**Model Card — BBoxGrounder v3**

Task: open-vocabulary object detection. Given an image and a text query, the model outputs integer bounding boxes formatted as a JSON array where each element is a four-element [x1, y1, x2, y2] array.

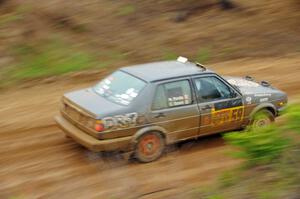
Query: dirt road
[[1, 55, 299, 198]]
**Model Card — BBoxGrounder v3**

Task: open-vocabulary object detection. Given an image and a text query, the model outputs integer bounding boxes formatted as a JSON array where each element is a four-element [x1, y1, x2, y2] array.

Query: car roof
[[120, 60, 214, 82]]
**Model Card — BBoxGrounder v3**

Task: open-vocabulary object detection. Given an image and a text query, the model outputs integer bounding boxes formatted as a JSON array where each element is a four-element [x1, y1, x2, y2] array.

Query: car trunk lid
[[63, 88, 124, 118]]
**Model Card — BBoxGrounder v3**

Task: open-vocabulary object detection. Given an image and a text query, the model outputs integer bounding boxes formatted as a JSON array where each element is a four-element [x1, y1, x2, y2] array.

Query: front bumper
[[277, 106, 287, 116], [55, 115, 132, 152]]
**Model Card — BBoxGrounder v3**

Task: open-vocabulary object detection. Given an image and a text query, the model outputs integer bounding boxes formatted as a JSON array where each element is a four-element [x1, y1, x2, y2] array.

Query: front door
[[148, 79, 200, 143], [192, 75, 244, 135]]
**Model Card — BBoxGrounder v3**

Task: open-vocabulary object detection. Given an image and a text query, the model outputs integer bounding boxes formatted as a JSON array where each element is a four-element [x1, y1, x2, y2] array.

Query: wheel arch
[[131, 126, 168, 146], [249, 103, 277, 120]]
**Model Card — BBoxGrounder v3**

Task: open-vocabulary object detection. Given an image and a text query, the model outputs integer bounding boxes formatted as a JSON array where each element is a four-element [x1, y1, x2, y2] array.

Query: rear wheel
[[135, 132, 165, 163], [251, 109, 275, 129]]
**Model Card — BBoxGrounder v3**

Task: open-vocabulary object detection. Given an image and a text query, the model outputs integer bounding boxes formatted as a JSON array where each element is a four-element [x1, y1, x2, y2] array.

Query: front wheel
[[134, 132, 165, 163], [251, 109, 275, 129]]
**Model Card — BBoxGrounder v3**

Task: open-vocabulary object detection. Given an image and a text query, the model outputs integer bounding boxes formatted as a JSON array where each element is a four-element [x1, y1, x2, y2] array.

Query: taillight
[[94, 121, 105, 132]]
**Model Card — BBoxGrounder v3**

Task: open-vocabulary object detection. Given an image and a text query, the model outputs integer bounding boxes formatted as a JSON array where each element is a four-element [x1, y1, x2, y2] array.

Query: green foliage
[[195, 47, 211, 64], [8, 40, 97, 80], [0, 4, 31, 27], [0, 36, 128, 86], [8, 196, 24, 199], [0, 13, 22, 27], [197, 105, 300, 199], [118, 4, 136, 16], [224, 125, 290, 167], [218, 170, 240, 188], [285, 104, 300, 133], [162, 50, 178, 60], [220, 47, 238, 59], [71, 23, 88, 33], [207, 195, 224, 199], [258, 191, 277, 199]]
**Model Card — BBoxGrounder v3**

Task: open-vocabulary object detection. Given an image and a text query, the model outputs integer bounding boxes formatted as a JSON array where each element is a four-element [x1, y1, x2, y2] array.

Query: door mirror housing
[[230, 89, 238, 98]]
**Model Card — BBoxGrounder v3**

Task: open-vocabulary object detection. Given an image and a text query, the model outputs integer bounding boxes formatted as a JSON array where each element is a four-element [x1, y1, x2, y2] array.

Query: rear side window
[[193, 76, 234, 102], [152, 80, 192, 110]]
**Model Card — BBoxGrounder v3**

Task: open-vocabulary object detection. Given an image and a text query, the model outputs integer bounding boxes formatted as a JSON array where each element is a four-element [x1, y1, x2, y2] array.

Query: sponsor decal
[[254, 93, 272, 97], [104, 79, 111, 85], [211, 106, 244, 125], [260, 97, 269, 102], [202, 115, 211, 126], [245, 96, 252, 104], [102, 112, 138, 130], [201, 106, 244, 126], [168, 95, 190, 107]]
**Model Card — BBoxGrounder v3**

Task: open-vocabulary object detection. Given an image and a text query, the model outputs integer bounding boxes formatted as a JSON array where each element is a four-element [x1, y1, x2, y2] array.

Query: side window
[[194, 76, 235, 102], [152, 80, 192, 110], [152, 85, 167, 110]]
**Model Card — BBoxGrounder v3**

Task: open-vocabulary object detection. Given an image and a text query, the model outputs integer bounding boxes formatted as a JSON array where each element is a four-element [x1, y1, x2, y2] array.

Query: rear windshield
[[93, 71, 146, 106]]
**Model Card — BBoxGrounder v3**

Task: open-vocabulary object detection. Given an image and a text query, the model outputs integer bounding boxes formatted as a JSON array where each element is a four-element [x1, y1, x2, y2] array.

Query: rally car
[[55, 56, 288, 162]]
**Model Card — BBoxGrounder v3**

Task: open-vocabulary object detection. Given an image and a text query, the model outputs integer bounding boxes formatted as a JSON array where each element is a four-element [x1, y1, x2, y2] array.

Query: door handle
[[154, 112, 166, 118], [201, 104, 212, 111]]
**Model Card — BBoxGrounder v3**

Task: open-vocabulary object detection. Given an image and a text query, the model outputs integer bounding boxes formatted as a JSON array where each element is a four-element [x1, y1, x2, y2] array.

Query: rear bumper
[[54, 115, 132, 152]]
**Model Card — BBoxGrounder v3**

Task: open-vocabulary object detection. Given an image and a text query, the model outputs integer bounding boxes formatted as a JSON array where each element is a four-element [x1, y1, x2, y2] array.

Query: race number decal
[[211, 106, 244, 125], [103, 112, 138, 130]]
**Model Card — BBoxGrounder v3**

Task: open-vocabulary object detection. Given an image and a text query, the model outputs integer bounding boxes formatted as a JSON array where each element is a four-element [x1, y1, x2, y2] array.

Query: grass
[[224, 125, 291, 167], [0, 38, 128, 87], [195, 47, 211, 64], [0, 13, 23, 27], [71, 23, 89, 33], [0, 4, 31, 27], [217, 170, 241, 188], [0, 35, 129, 87], [219, 47, 239, 60], [194, 104, 300, 199], [162, 50, 178, 60], [117, 4, 136, 16], [0, 14, 21, 26], [8, 195, 25, 199], [296, 43, 300, 52], [9, 41, 97, 80]]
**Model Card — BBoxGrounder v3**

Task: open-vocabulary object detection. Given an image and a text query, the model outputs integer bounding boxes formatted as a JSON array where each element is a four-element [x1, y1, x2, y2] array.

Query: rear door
[[148, 78, 200, 143], [192, 75, 244, 135]]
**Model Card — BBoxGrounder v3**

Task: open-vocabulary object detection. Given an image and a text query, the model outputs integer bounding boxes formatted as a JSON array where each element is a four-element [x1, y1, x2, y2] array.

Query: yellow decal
[[211, 106, 244, 125]]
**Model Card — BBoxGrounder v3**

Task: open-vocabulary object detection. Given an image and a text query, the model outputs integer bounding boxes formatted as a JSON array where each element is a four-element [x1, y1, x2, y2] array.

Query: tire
[[251, 109, 275, 129], [134, 132, 165, 163]]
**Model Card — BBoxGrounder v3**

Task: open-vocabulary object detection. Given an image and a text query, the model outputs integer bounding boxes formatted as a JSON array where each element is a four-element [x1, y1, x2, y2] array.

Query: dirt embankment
[[0, 55, 299, 198], [0, 0, 300, 80]]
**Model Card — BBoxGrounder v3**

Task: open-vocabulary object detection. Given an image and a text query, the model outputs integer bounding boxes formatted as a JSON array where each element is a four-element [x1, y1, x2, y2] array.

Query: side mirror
[[230, 90, 237, 98]]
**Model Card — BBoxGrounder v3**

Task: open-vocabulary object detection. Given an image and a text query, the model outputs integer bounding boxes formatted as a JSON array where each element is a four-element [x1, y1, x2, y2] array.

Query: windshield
[[93, 71, 146, 106]]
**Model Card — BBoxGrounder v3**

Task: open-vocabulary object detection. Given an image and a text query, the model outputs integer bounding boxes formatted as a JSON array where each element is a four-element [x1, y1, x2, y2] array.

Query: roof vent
[[245, 76, 254, 81], [195, 62, 206, 71], [261, 80, 270, 87], [177, 56, 188, 63]]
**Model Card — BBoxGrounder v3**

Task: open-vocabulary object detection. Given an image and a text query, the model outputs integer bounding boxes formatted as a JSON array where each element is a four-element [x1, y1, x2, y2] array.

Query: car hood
[[224, 76, 278, 94], [224, 76, 286, 103], [64, 88, 126, 118]]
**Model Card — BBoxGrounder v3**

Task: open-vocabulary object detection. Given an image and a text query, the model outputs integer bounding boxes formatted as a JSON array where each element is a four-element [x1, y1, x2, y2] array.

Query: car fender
[[249, 102, 277, 119], [131, 125, 169, 146]]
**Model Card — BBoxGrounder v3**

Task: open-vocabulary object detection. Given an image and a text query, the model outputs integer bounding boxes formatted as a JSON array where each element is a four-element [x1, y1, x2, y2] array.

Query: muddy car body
[[55, 57, 288, 162]]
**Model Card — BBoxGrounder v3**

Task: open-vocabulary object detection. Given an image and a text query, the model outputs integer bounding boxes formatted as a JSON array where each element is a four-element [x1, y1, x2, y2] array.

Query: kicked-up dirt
[[0, 54, 300, 198]]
